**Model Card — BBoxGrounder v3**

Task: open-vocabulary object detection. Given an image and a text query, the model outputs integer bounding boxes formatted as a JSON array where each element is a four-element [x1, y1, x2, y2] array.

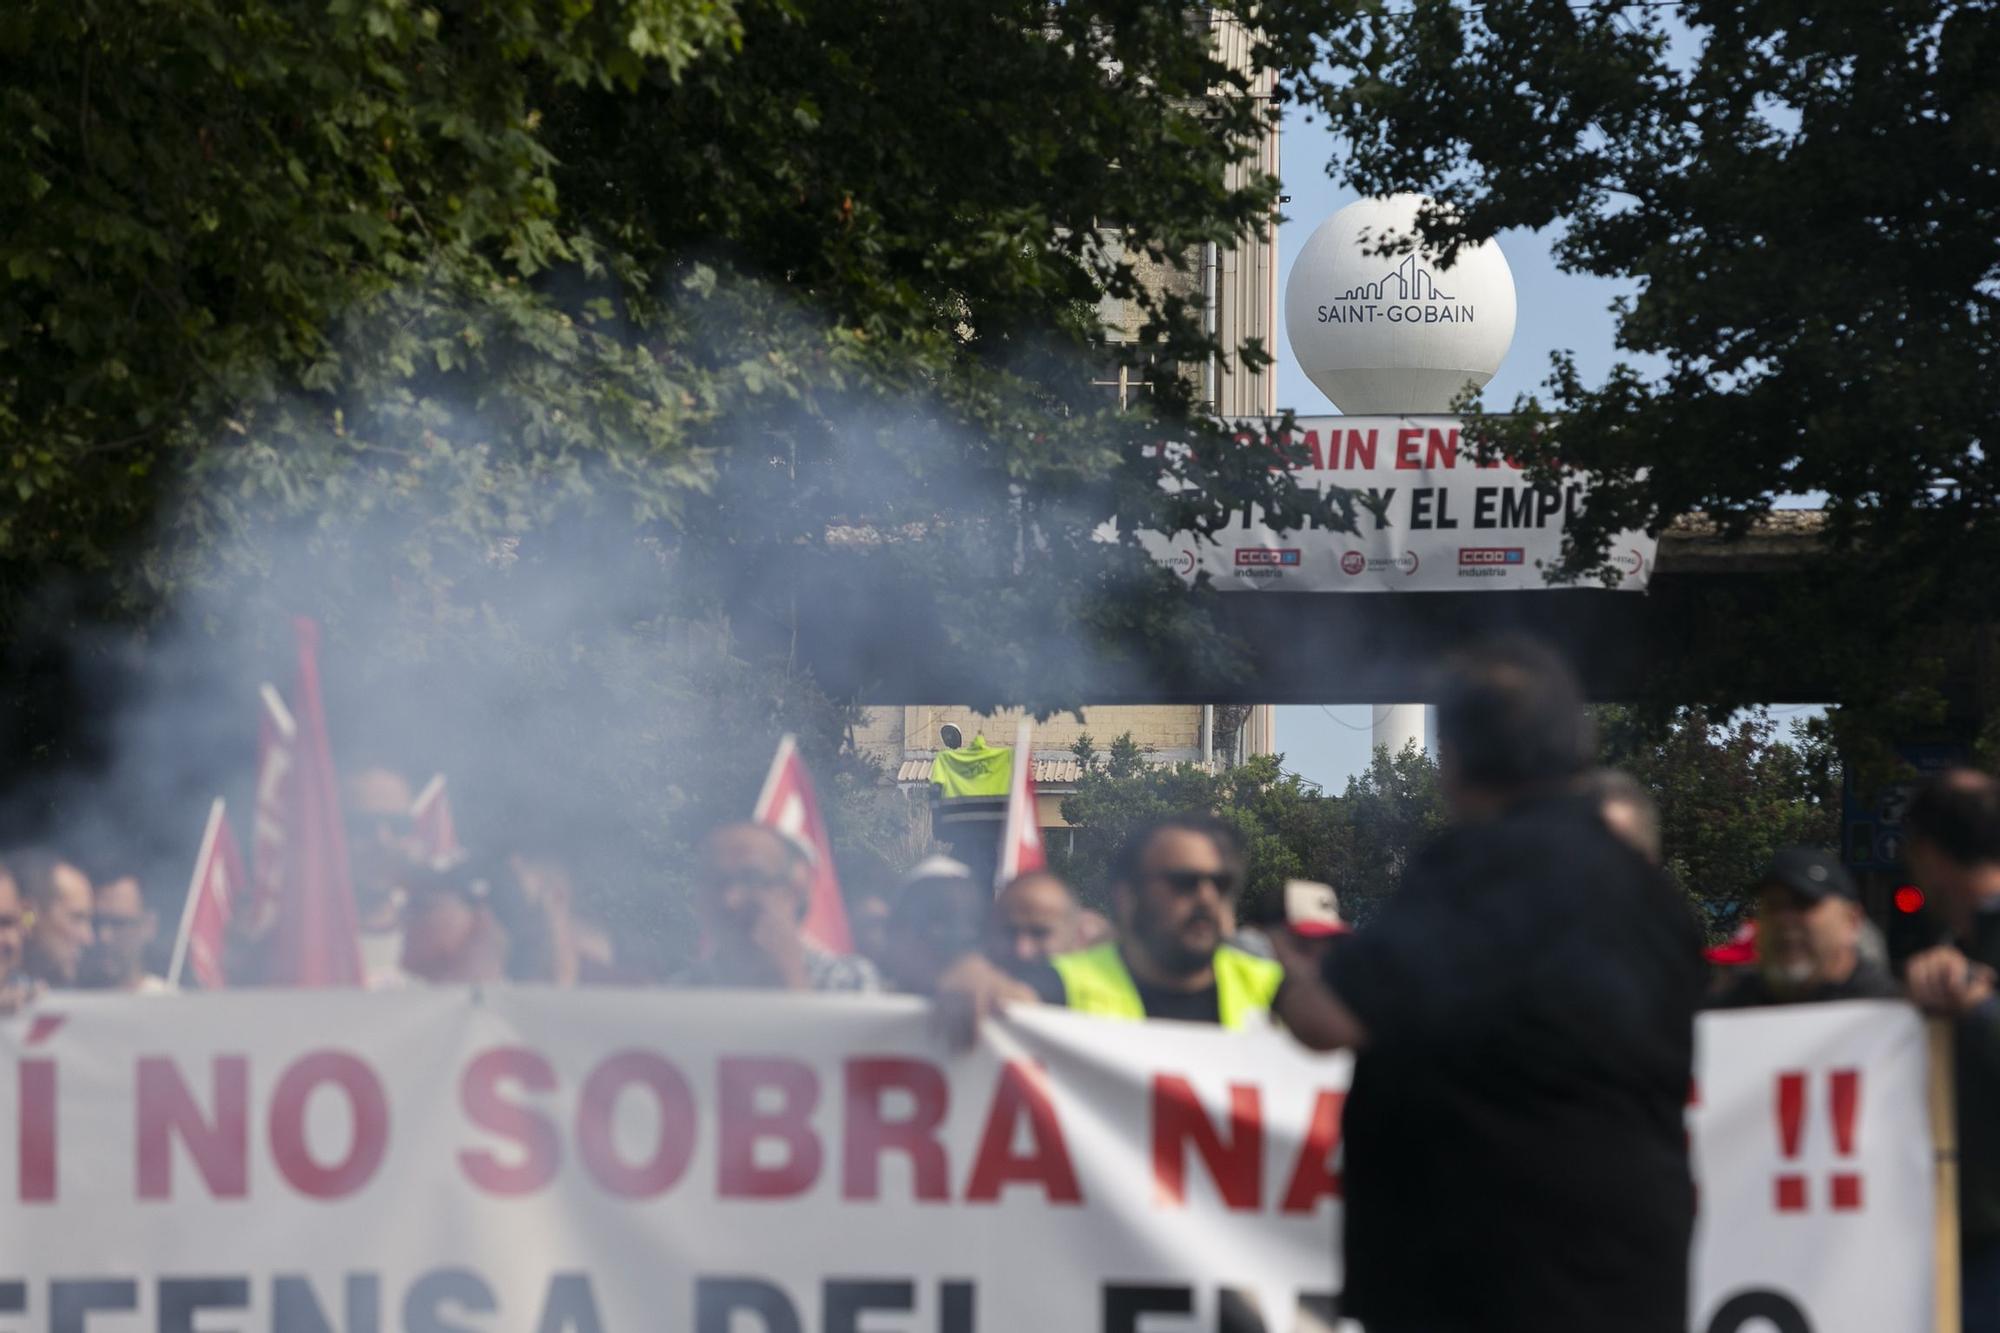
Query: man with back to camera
[[1270, 636, 1707, 1333], [1900, 770, 2000, 1333]]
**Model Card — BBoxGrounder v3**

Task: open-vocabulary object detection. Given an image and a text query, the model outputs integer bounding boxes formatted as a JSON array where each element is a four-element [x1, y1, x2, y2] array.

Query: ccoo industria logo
[[1315, 253, 1476, 326]]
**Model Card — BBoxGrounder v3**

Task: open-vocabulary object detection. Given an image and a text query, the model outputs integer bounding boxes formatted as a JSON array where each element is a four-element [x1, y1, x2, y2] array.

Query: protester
[[1073, 907, 1114, 949], [1582, 766, 1663, 864], [1030, 817, 1283, 1026], [676, 822, 881, 992], [1900, 769, 2000, 1333], [882, 856, 987, 996], [0, 860, 34, 1012], [12, 848, 95, 988], [986, 869, 1080, 968], [510, 850, 583, 986], [1273, 878, 1349, 970], [1270, 635, 1706, 1333], [78, 874, 172, 994], [397, 864, 509, 985], [849, 886, 894, 973], [345, 766, 425, 979], [1707, 849, 1896, 1008]]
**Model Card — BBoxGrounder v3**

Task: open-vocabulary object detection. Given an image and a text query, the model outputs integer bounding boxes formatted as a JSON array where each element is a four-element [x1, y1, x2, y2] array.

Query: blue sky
[[1268, 110, 1639, 791]]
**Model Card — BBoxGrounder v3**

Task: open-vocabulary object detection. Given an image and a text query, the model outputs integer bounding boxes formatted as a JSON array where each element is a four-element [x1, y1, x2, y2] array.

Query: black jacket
[[1324, 793, 1707, 1333]]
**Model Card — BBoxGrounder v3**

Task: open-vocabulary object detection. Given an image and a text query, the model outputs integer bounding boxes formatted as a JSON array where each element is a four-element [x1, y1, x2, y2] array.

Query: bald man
[[987, 871, 1080, 968]]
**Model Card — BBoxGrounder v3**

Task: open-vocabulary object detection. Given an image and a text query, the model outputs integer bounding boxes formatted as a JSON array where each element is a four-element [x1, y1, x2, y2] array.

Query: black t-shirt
[[1015, 956, 1224, 1023], [1707, 957, 1900, 1009], [1323, 793, 1706, 1333], [1133, 977, 1221, 1024]]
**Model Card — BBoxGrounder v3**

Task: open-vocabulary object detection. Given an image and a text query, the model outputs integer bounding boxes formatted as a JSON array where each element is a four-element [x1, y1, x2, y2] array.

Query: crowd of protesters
[[4, 637, 2000, 1330]]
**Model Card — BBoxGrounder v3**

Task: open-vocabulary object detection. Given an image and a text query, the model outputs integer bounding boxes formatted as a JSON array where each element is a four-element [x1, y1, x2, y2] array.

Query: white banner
[[0, 992, 1931, 1333], [1151, 415, 1658, 593]]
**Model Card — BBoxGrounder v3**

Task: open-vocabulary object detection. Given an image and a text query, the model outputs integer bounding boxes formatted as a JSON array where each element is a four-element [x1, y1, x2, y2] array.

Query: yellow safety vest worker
[[1049, 942, 1283, 1029]]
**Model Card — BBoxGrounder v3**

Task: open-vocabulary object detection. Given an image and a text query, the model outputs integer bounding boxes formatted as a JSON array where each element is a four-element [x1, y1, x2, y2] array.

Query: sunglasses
[[92, 912, 148, 933], [1152, 869, 1238, 896]]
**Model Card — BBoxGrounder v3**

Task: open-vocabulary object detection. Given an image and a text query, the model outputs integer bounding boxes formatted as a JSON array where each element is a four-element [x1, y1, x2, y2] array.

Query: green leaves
[[1052, 736, 1446, 924]]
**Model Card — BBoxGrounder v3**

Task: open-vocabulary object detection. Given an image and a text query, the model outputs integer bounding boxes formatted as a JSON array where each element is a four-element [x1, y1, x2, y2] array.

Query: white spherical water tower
[[1283, 194, 1518, 757]]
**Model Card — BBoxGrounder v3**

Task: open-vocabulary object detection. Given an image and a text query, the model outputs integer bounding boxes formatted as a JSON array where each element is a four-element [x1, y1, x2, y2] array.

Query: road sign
[[1841, 743, 1966, 871]]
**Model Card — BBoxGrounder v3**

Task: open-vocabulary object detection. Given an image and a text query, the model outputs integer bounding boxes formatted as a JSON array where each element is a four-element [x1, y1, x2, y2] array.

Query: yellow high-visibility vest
[[931, 735, 1013, 800], [1049, 942, 1283, 1029]]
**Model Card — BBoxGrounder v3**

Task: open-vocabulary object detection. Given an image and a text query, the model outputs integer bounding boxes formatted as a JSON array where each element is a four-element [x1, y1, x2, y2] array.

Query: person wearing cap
[[882, 856, 990, 997], [1709, 848, 1897, 1009], [676, 823, 882, 992]]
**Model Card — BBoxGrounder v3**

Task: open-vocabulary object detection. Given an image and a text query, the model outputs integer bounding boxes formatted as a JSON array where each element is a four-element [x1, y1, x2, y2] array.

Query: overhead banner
[[1151, 415, 1658, 593], [0, 993, 1932, 1333]]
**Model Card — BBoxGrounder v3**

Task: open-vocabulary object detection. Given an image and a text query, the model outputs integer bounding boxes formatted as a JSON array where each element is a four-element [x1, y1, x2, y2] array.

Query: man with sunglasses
[[1043, 816, 1282, 1027], [677, 823, 882, 992]]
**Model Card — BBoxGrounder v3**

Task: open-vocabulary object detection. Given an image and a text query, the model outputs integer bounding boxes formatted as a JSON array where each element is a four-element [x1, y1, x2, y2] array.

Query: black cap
[[1761, 847, 1857, 903]]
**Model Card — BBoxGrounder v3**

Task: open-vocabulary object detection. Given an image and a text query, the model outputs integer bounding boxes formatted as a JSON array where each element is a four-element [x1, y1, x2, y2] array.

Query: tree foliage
[[1598, 705, 1840, 937], [0, 0, 1349, 698], [1273, 1, 1998, 574], [1052, 736, 1446, 925], [1053, 708, 1837, 940], [0, 2, 1365, 924]]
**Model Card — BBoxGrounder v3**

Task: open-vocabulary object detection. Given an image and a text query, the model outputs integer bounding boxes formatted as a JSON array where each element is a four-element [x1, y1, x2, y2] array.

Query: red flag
[[753, 735, 853, 954], [997, 720, 1048, 888], [268, 617, 364, 986], [410, 773, 461, 865], [1705, 918, 1759, 966], [167, 799, 246, 989], [244, 682, 297, 938]]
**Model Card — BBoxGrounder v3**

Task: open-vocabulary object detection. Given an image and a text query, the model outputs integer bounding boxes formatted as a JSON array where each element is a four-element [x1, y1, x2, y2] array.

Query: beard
[[1760, 952, 1819, 998], [1139, 914, 1220, 978]]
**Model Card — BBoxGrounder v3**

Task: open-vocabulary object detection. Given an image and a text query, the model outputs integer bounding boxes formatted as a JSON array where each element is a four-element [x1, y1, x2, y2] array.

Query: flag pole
[[166, 798, 227, 988], [753, 735, 798, 822], [998, 719, 1035, 889]]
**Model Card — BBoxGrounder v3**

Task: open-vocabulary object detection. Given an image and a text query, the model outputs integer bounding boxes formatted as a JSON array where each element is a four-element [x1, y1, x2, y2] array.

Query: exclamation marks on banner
[[1828, 1069, 1862, 1210], [1773, 1068, 1863, 1214], [1774, 1072, 1807, 1212]]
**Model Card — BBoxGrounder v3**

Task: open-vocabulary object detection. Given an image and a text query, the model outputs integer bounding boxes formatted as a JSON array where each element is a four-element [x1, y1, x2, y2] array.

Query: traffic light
[[1892, 884, 1926, 916]]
